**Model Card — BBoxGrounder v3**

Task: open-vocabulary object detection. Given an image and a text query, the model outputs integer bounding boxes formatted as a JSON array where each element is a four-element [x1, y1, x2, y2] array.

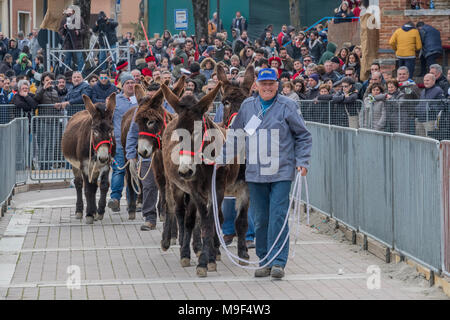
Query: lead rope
[[211, 164, 309, 270], [87, 131, 97, 184], [137, 158, 153, 181]]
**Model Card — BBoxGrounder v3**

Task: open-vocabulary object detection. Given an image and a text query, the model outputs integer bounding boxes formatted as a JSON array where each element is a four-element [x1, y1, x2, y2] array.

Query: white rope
[[211, 164, 310, 270], [137, 158, 153, 181]]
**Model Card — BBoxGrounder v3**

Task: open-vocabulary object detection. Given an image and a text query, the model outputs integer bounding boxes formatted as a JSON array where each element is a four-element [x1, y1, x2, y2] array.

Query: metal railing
[[0, 118, 28, 216], [305, 122, 448, 274]]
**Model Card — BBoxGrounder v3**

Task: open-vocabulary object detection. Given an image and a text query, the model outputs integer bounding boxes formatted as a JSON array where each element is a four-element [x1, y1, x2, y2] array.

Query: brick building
[[377, 0, 450, 78]]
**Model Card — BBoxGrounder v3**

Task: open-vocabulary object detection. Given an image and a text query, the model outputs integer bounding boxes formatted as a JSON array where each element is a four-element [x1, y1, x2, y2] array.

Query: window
[[18, 11, 31, 35]]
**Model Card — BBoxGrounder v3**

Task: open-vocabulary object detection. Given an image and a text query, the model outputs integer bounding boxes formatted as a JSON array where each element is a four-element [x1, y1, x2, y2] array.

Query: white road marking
[[2, 241, 337, 254], [0, 212, 32, 294], [1, 273, 368, 289]]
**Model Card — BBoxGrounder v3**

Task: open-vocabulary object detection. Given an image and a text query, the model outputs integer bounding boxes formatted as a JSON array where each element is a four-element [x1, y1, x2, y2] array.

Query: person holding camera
[[93, 11, 119, 71], [58, 6, 86, 72]]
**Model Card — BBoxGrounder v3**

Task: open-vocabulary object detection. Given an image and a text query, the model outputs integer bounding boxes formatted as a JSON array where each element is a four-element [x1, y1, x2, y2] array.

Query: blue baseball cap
[[257, 68, 278, 82]]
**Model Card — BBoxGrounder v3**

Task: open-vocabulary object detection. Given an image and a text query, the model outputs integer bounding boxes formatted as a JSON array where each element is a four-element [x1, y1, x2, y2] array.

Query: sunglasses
[[100, 76, 108, 80], [304, 59, 311, 62]]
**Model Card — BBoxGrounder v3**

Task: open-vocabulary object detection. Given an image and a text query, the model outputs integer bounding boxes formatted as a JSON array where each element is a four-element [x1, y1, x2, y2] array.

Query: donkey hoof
[[216, 254, 221, 261], [180, 258, 191, 267], [161, 239, 170, 251], [75, 212, 83, 220], [94, 213, 104, 221], [207, 263, 217, 272], [85, 216, 94, 224], [170, 238, 177, 246], [196, 267, 207, 277], [128, 212, 136, 220]]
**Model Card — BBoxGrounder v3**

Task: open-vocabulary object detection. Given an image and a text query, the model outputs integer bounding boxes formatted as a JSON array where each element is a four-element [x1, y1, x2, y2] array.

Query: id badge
[[244, 115, 262, 136]]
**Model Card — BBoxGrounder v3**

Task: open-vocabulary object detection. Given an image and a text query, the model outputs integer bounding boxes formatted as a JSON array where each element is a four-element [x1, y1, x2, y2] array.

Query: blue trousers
[[64, 51, 84, 72], [110, 146, 130, 204], [248, 181, 292, 268], [398, 57, 416, 79], [221, 198, 255, 241]]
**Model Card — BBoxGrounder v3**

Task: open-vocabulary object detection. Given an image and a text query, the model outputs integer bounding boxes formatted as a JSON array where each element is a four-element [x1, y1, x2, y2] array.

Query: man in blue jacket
[[217, 68, 312, 279], [91, 71, 117, 103], [416, 22, 443, 76], [125, 83, 173, 231], [107, 73, 138, 218], [58, 71, 92, 114]]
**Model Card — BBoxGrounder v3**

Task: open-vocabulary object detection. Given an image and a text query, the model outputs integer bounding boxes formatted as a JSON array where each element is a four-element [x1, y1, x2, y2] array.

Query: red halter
[[226, 112, 238, 129], [179, 116, 215, 165], [92, 138, 113, 154], [138, 111, 167, 150]]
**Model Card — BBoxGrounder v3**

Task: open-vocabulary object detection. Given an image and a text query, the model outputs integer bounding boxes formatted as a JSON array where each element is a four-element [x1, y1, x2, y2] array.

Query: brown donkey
[[161, 81, 250, 277], [62, 93, 116, 224], [131, 81, 202, 256]]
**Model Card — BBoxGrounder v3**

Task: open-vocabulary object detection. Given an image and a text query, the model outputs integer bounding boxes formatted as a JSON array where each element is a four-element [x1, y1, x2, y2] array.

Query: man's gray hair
[[429, 64, 442, 74], [17, 79, 30, 89], [306, 63, 317, 70], [425, 73, 436, 81], [72, 71, 83, 78], [398, 66, 409, 75]]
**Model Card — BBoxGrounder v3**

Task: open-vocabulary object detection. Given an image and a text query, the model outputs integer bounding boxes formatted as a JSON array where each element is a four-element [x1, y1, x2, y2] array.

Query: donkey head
[[161, 81, 222, 180], [83, 93, 116, 165], [217, 64, 255, 128], [134, 76, 185, 158]]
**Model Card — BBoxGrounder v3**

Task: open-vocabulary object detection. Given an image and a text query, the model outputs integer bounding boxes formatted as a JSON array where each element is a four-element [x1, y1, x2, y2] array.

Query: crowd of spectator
[[0, 6, 449, 138]]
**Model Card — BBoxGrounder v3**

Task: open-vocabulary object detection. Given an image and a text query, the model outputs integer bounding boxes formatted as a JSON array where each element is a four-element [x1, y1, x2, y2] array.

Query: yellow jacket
[[389, 27, 422, 57]]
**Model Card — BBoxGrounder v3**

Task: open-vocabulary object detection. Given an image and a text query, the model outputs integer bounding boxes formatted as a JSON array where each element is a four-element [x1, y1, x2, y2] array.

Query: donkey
[[62, 93, 116, 224], [161, 81, 250, 277], [132, 82, 202, 257]]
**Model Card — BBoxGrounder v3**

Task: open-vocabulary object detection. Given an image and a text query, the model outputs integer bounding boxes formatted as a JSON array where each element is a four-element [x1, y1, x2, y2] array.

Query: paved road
[[0, 188, 447, 300]]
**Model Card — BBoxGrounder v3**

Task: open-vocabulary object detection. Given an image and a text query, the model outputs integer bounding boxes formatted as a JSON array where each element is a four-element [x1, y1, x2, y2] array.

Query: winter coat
[[308, 39, 325, 63], [58, 15, 87, 50], [435, 74, 449, 95], [64, 82, 92, 105], [0, 61, 13, 75], [334, 9, 355, 23], [231, 16, 248, 34], [386, 90, 410, 133], [361, 94, 387, 130], [332, 91, 359, 127], [114, 93, 138, 147], [419, 24, 442, 58], [389, 24, 422, 58], [318, 42, 337, 65], [34, 86, 63, 116], [218, 94, 312, 183], [416, 85, 446, 122], [92, 17, 118, 47], [11, 93, 38, 114], [90, 81, 117, 103]]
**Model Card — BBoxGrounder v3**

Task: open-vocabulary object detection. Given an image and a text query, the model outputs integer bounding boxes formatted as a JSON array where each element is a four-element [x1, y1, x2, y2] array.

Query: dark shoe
[[254, 267, 271, 278], [140, 221, 156, 231], [270, 265, 285, 279], [107, 199, 120, 212], [246, 240, 255, 249], [223, 234, 235, 246]]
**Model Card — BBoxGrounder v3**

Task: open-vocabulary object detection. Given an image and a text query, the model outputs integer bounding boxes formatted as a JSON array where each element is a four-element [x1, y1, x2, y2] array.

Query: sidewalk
[[0, 188, 447, 300]]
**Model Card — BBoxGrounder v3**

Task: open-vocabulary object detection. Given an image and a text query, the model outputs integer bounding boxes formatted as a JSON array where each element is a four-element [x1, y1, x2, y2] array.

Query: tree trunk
[[191, 0, 209, 41], [289, 0, 301, 30]]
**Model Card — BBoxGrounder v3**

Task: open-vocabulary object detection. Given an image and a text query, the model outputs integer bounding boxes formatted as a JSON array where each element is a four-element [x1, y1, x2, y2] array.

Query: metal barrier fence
[[305, 122, 447, 273], [440, 141, 450, 276], [30, 116, 73, 181], [0, 118, 28, 216]]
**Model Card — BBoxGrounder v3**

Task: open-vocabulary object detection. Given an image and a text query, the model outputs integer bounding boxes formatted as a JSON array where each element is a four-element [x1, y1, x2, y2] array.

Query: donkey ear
[[150, 88, 164, 108], [172, 75, 186, 97], [197, 81, 222, 114], [105, 92, 116, 118], [242, 65, 255, 94], [216, 64, 229, 85], [161, 83, 182, 113], [134, 84, 146, 104], [83, 94, 96, 118]]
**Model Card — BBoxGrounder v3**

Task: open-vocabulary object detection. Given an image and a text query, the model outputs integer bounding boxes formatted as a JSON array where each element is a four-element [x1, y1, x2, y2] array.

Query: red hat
[[268, 56, 282, 65], [116, 61, 128, 71], [145, 55, 156, 63], [142, 68, 153, 77]]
